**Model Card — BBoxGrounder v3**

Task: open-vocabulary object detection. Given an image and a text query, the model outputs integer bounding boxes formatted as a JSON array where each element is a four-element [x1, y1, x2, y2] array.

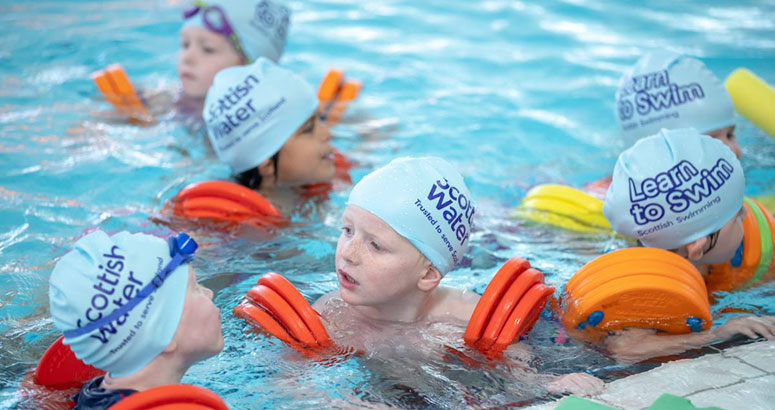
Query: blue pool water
[[1, 0, 774, 408]]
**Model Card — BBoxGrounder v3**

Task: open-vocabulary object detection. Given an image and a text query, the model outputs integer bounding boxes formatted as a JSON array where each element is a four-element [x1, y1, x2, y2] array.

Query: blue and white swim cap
[[347, 157, 476, 275], [603, 128, 744, 249], [183, 0, 290, 62], [203, 58, 317, 174], [49, 231, 190, 377], [615, 50, 735, 147]]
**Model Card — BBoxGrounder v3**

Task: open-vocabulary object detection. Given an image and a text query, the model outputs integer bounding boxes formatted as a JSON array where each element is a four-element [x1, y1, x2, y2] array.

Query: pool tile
[[594, 353, 765, 409], [720, 341, 775, 373], [686, 374, 775, 410]]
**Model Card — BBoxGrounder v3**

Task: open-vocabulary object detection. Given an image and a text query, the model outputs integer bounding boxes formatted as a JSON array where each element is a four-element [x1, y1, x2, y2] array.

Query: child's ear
[[417, 260, 442, 292], [257, 158, 275, 179]]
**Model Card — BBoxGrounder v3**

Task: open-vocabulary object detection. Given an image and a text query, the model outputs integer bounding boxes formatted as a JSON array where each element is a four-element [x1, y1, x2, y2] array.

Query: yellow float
[[511, 184, 611, 233], [725, 68, 775, 137]]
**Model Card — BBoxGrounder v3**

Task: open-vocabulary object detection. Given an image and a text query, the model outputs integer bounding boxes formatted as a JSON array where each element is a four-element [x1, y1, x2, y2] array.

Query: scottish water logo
[[207, 74, 260, 140], [75, 245, 146, 344]]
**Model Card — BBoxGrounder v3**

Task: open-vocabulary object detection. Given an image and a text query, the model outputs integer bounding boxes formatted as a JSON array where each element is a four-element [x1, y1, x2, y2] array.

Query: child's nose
[[341, 238, 361, 264]]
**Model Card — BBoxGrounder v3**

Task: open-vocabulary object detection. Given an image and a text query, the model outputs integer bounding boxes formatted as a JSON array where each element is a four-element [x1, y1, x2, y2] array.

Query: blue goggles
[[63, 233, 198, 339]]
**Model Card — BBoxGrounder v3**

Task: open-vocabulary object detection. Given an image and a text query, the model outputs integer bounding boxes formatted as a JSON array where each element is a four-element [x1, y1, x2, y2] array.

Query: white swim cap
[[615, 50, 735, 147], [204, 58, 317, 174], [49, 231, 192, 377], [603, 128, 744, 249], [182, 0, 290, 62], [347, 157, 476, 275]]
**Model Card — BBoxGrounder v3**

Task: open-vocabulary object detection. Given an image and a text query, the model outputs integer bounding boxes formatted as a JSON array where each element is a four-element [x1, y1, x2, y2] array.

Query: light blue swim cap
[[615, 50, 735, 147], [203, 58, 317, 174], [603, 128, 744, 249], [347, 157, 476, 275], [49, 231, 189, 377], [182, 0, 290, 62]]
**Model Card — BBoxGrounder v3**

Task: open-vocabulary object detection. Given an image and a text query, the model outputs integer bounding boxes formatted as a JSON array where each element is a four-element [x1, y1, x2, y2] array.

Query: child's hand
[[712, 316, 775, 341], [546, 372, 604, 396]]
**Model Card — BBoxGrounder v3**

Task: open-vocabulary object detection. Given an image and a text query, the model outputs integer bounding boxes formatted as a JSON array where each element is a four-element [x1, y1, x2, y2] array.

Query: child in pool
[[178, 0, 289, 99], [601, 128, 775, 363], [584, 50, 742, 197], [138, 0, 290, 119], [615, 49, 740, 157], [49, 230, 223, 409], [312, 157, 604, 396], [203, 58, 337, 195]]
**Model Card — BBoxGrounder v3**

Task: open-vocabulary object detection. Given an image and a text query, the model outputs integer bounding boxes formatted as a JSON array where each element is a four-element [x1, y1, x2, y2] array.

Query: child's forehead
[[180, 25, 225, 42], [343, 206, 394, 234]]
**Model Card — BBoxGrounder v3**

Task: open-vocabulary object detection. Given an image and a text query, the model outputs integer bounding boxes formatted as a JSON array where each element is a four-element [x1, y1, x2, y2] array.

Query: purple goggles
[[183, 0, 248, 61]]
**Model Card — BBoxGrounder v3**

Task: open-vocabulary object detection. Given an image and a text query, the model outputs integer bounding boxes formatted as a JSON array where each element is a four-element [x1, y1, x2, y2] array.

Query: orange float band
[[477, 268, 543, 351], [561, 248, 712, 342], [706, 198, 775, 292], [492, 283, 554, 353], [317, 69, 362, 125], [464, 257, 555, 356], [464, 257, 530, 346], [171, 180, 287, 227], [107, 384, 228, 410], [234, 272, 332, 353], [91, 64, 152, 123], [258, 273, 332, 347], [246, 285, 318, 346], [34, 335, 105, 388]]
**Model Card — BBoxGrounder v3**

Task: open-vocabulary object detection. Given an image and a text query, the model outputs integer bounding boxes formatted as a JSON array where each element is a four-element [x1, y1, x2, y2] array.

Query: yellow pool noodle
[[724, 68, 775, 137]]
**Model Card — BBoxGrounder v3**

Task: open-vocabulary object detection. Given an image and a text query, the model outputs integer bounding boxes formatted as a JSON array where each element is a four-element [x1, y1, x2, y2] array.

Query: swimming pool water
[[1, 0, 774, 408]]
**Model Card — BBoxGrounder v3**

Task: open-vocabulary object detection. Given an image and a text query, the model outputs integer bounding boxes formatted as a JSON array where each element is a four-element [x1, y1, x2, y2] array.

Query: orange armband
[[91, 64, 153, 124], [108, 384, 228, 410], [168, 180, 287, 228], [234, 272, 332, 356], [464, 257, 554, 358], [317, 69, 361, 125], [561, 248, 712, 343]]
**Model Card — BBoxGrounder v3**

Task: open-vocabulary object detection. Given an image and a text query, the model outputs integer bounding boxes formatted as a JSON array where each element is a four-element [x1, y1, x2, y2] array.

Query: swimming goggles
[[63, 233, 198, 339], [183, 0, 249, 62]]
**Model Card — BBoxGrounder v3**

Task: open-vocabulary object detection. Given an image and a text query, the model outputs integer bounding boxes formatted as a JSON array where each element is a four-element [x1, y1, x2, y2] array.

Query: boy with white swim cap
[[313, 157, 603, 395], [49, 230, 223, 409], [615, 50, 740, 157], [179, 0, 290, 98], [204, 58, 335, 190], [602, 129, 775, 363]]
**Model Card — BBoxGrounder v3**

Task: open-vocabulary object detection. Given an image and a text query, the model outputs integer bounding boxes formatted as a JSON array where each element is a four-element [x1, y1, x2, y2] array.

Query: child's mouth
[[337, 269, 359, 289]]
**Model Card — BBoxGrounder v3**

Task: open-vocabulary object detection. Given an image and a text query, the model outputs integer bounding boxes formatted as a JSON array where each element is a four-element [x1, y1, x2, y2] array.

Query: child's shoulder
[[427, 285, 480, 324]]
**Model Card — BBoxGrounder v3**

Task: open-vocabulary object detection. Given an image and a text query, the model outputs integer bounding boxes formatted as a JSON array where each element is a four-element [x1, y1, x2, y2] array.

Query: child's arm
[[605, 315, 775, 364]]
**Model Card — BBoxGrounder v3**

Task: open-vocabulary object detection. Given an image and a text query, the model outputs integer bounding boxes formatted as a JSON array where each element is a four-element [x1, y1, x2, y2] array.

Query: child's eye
[[370, 241, 381, 251], [181, 40, 190, 49], [341, 226, 353, 235], [203, 47, 216, 54]]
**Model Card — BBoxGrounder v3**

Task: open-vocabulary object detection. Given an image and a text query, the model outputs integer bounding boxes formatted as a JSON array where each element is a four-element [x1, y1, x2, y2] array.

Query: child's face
[[172, 266, 223, 363], [675, 206, 746, 265], [335, 205, 429, 310], [706, 125, 741, 158], [178, 26, 243, 99], [276, 114, 336, 185]]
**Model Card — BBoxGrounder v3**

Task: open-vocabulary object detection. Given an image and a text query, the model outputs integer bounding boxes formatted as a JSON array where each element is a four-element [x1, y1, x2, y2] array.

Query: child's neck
[[99, 352, 188, 392], [353, 291, 432, 323]]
